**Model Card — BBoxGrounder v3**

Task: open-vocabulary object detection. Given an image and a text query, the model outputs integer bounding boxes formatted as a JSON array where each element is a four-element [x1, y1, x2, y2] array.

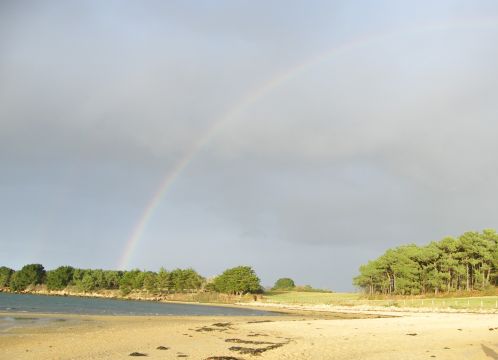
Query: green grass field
[[263, 291, 359, 305], [262, 291, 498, 310]]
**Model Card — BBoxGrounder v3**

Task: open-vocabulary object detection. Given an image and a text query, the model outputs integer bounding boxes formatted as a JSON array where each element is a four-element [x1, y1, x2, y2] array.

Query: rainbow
[[117, 17, 498, 269]]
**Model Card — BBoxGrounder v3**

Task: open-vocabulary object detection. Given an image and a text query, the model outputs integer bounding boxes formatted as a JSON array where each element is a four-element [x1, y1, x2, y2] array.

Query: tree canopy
[[272, 277, 296, 290], [1, 264, 260, 296], [354, 229, 498, 295], [0, 266, 14, 288], [213, 266, 262, 295], [46, 266, 75, 290], [10, 264, 45, 291]]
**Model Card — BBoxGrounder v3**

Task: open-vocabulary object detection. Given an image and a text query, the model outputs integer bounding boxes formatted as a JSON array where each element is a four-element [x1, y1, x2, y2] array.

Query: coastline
[[0, 292, 287, 320], [245, 300, 498, 316], [0, 287, 259, 307], [4, 292, 498, 358]]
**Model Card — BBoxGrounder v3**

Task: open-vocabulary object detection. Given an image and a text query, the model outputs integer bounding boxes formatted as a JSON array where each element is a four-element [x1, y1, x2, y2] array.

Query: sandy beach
[[1, 308, 498, 360]]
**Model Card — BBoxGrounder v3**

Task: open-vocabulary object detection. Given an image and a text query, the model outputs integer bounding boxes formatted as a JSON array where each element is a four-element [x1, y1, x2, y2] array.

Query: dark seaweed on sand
[[246, 320, 273, 324], [225, 338, 275, 345], [196, 326, 229, 332], [211, 322, 232, 327], [196, 323, 232, 332], [229, 343, 285, 355]]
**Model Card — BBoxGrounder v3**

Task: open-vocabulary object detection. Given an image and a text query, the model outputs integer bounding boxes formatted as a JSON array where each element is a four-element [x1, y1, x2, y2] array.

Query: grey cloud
[[2, 1, 498, 290]]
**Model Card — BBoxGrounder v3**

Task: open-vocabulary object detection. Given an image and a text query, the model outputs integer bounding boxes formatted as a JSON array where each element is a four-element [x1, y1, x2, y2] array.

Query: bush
[[272, 278, 296, 290]]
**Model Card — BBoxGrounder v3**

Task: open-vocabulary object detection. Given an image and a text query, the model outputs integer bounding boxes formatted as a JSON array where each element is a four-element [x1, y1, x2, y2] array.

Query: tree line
[[354, 229, 498, 295], [0, 264, 263, 296]]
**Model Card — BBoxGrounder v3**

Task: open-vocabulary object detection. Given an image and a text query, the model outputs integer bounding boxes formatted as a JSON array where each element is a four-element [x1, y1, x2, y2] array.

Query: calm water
[[0, 292, 276, 317]]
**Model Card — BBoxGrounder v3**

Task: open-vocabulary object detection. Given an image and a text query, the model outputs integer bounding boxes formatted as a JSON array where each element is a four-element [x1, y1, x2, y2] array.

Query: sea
[[0, 292, 276, 331]]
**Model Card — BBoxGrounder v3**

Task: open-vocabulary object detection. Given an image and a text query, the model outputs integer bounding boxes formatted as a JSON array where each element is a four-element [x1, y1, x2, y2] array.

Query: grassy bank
[[261, 291, 498, 311]]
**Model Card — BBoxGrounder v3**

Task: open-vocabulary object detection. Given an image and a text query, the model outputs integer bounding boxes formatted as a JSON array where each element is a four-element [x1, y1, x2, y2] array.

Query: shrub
[[272, 278, 296, 290]]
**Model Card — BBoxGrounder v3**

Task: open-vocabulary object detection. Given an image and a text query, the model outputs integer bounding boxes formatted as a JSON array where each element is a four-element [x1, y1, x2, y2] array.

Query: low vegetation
[[263, 291, 354, 305], [262, 290, 498, 311]]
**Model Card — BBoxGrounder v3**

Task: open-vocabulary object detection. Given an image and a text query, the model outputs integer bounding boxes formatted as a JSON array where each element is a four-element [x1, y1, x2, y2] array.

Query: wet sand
[[1, 310, 498, 359]]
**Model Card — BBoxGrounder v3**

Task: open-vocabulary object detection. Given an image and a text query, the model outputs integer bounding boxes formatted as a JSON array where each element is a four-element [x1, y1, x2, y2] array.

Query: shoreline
[[0, 287, 260, 307], [246, 300, 498, 316], [0, 292, 288, 319], [6, 290, 498, 321], [7, 288, 498, 315], [0, 292, 293, 316], [6, 289, 498, 319]]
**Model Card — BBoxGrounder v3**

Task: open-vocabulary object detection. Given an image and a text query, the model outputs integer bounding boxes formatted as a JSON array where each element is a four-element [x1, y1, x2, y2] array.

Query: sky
[[1, 1, 498, 291]]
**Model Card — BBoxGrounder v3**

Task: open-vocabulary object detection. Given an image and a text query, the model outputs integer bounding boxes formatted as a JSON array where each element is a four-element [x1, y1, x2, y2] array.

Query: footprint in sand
[[481, 344, 498, 359]]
